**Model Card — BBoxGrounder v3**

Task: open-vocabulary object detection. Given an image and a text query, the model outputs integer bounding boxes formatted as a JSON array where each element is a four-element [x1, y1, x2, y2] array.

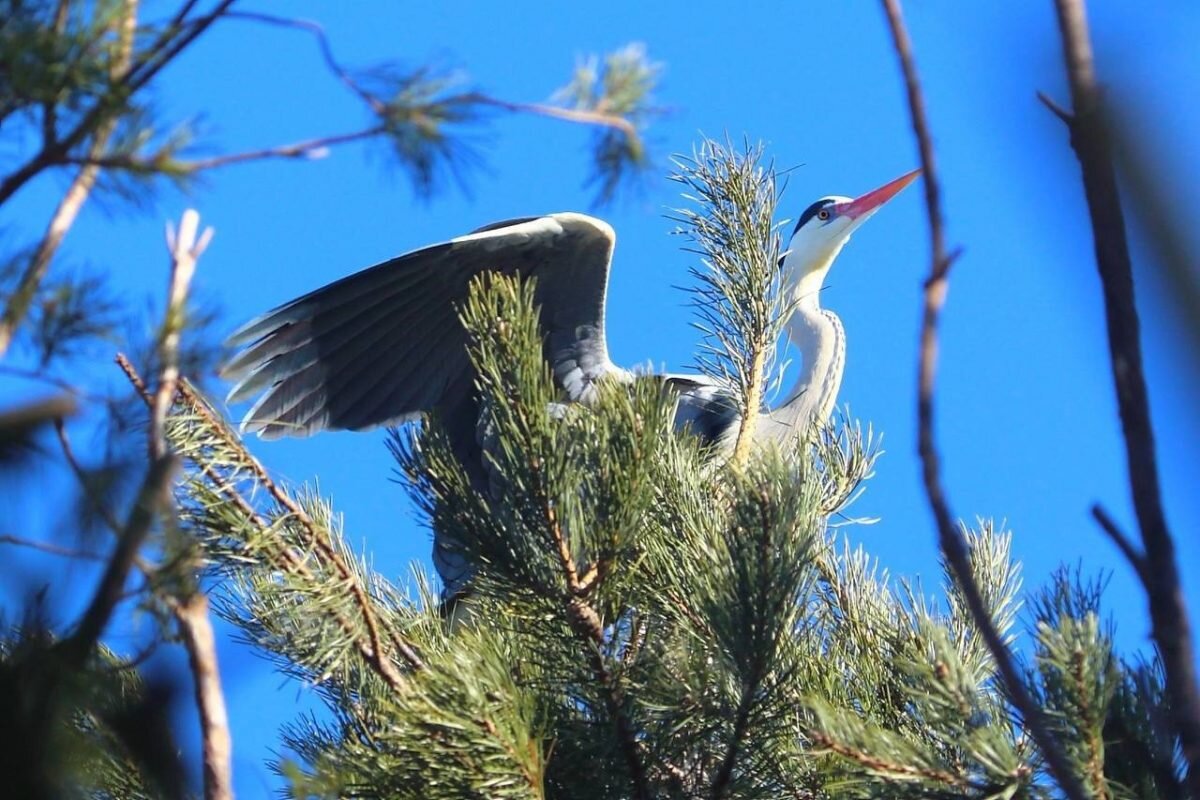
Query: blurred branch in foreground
[[1038, 0, 1200, 793], [1107, 109, 1200, 379], [878, 1, 1091, 799]]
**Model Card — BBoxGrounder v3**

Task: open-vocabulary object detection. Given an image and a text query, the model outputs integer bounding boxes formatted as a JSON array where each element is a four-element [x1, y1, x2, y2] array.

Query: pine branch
[[183, 381, 420, 679], [62, 126, 388, 174], [0, 0, 141, 358], [0, 0, 237, 207], [1040, 2, 1200, 791], [670, 139, 786, 462], [115, 355, 424, 689], [877, 3, 1090, 799], [223, 11, 645, 142], [806, 729, 968, 788]]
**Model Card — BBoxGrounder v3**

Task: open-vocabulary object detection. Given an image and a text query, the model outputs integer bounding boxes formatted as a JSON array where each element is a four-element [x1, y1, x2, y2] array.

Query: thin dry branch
[[53, 11, 638, 189], [61, 454, 175, 667], [1043, 0, 1200, 790], [60, 96, 637, 181], [223, 11, 640, 139], [1090, 504, 1149, 585], [464, 92, 639, 140], [0, 534, 103, 561], [223, 11, 387, 114], [65, 126, 387, 175], [173, 593, 233, 800], [878, 3, 1090, 799], [154, 209, 211, 459], [59, 183, 192, 675], [151, 210, 235, 800]]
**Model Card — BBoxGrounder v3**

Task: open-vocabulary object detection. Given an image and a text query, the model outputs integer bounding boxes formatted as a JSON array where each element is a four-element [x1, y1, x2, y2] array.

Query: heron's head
[[782, 168, 921, 305]]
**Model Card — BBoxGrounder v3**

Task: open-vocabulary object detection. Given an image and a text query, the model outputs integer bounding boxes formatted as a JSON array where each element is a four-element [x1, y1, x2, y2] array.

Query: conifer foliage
[[151, 143, 1185, 798]]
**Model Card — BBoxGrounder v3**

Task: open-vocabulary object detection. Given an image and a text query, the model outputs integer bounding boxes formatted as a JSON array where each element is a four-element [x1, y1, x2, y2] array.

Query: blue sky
[[4, 2, 1199, 795]]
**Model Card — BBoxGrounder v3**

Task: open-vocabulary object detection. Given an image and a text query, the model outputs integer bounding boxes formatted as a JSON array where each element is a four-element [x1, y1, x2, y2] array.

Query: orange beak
[[836, 168, 922, 220]]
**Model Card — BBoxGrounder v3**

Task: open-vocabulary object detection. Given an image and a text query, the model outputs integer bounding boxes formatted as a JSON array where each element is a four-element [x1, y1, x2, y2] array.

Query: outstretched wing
[[221, 213, 621, 440]]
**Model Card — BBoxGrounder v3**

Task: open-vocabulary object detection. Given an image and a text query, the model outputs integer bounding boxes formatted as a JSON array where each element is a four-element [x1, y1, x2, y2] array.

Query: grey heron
[[221, 167, 919, 593]]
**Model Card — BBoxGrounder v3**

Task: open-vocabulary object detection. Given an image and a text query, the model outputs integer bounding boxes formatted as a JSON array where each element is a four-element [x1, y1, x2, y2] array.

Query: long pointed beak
[[836, 168, 922, 220]]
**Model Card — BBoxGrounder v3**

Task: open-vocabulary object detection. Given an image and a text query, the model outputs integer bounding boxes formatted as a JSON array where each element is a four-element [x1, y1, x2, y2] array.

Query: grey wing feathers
[[221, 213, 620, 439]]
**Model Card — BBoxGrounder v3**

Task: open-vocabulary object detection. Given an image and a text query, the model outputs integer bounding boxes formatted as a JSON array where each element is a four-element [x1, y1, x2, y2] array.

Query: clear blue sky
[[3, 2, 1198, 795]]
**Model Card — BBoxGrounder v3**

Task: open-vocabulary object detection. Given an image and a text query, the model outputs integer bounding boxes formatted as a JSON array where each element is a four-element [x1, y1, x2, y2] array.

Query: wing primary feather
[[243, 270, 462, 435], [311, 277, 467, 430], [225, 268, 452, 407]]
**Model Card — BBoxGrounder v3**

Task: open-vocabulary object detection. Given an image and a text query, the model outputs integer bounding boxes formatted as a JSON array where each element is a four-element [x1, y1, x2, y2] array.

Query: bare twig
[[878, 3, 1090, 799], [61, 454, 175, 667], [58, 204, 205, 669], [463, 92, 639, 140], [1043, 1, 1200, 789], [64, 126, 387, 175], [0, 0, 141, 358], [221, 12, 640, 140], [62, 97, 638, 182], [173, 593, 233, 800], [1090, 504, 1149, 584], [55, 10, 639, 191], [0, 534, 104, 561], [222, 12, 386, 113], [138, 209, 232, 798], [55, 418, 124, 534], [1036, 91, 1075, 126], [0, 394, 76, 440], [116, 353, 150, 400], [154, 209, 211, 459]]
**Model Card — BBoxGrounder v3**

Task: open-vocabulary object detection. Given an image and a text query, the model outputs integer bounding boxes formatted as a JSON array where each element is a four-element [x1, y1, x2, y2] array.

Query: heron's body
[[222, 169, 919, 596]]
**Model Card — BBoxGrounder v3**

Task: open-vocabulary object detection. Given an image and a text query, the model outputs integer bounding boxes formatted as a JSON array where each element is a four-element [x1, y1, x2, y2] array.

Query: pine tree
[[140, 142, 1183, 798]]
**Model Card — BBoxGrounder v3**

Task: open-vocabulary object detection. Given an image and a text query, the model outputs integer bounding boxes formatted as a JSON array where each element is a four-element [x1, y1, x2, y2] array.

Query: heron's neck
[[770, 271, 844, 438]]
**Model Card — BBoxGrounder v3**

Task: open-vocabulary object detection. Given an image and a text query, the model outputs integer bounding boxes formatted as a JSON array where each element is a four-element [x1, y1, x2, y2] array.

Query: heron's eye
[[817, 209, 831, 221]]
